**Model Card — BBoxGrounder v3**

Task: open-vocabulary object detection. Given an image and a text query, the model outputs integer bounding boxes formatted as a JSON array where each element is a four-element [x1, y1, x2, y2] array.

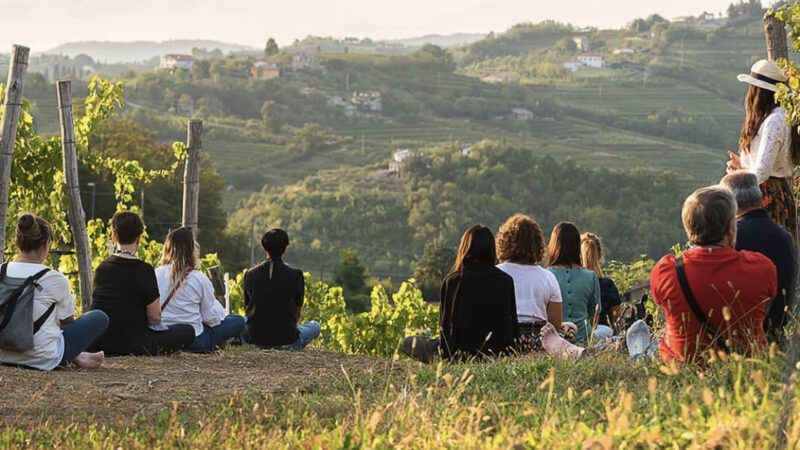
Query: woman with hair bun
[[89, 211, 194, 356], [0, 213, 108, 370]]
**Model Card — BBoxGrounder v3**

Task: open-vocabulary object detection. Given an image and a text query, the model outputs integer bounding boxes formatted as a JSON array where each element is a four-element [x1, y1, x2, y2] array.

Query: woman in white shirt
[[0, 214, 107, 370], [155, 227, 245, 353], [728, 59, 800, 241], [495, 214, 562, 352]]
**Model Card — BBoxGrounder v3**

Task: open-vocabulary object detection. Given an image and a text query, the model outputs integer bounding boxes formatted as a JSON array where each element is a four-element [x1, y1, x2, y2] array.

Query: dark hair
[[261, 229, 289, 258], [111, 211, 144, 245], [740, 84, 800, 165], [450, 224, 497, 274], [546, 221, 582, 267], [15, 213, 52, 252], [496, 214, 546, 265]]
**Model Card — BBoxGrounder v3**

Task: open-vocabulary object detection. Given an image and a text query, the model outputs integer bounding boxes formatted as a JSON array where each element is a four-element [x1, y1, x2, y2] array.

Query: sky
[[1, 0, 741, 51]]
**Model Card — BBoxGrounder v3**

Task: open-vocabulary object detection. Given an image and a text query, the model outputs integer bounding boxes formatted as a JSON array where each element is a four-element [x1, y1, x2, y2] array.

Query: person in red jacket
[[650, 185, 776, 364]]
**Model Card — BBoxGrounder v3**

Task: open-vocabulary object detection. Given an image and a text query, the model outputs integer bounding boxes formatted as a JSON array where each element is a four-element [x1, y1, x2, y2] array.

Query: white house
[[612, 48, 635, 57], [563, 57, 583, 72], [388, 149, 413, 176], [572, 36, 589, 51], [511, 108, 534, 121], [251, 60, 280, 80], [481, 72, 520, 84], [576, 52, 607, 69], [160, 54, 194, 71], [292, 52, 320, 70]]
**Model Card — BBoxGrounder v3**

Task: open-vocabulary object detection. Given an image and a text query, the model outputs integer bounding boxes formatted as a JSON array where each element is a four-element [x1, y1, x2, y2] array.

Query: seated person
[[403, 224, 520, 363], [540, 187, 776, 364], [0, 214, 108, 370], [89, 212, 194, 356], [721, 171, 797, 343], [155, 227, 245, 353], [243, 229, 320, 350], [495, 214, 562, 351], [581, 232, 622, 340]]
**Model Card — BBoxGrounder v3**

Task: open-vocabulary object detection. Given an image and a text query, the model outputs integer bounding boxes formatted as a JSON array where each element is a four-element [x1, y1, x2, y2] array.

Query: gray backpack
[[0, 263, 52, 353]]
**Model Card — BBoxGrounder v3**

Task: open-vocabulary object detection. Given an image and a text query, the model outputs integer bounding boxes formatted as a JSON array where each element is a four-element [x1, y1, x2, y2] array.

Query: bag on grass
[[0, 263, 52, 352]]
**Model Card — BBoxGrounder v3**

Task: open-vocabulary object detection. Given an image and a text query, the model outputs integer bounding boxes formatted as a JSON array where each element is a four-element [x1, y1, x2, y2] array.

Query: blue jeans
[[60, 310, 109, 366], [254, 321, 321, 351], [188, 315, 246, 353]]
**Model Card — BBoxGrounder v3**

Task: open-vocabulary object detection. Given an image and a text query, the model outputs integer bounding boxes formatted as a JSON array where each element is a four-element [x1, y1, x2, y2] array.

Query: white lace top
[[739, 107, 794, 183]]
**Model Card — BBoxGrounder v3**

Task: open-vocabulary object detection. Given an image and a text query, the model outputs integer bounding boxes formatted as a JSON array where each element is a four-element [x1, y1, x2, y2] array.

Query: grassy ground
[[1, 345, 796, 448]]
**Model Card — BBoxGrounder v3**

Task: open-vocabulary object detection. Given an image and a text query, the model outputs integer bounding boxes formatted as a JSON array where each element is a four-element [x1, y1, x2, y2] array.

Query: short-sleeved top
[[597, 278, 622, 327], [547, 267, 600, 344], [243, 259, 304, 346], [650, 247, 775, 365], [739, 107, 794, 183], [0, 262, 75, 371], [496, 262, 562, 323], [155, 265, 227, 337], [90, 256, 160, 353]]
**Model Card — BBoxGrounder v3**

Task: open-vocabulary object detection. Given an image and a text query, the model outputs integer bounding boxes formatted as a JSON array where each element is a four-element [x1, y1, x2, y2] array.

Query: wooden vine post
[[0, 45, 30, 257], [182, 120, 202, 236], [764, 12, 789, 61], [57, 81, 93, 311]]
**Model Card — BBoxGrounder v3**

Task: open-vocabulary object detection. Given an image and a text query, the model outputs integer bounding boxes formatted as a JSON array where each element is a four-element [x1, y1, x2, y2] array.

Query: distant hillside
[[388, 33, 486, 48], [42, 40, 255, 63], [284, 33, 486, 55]]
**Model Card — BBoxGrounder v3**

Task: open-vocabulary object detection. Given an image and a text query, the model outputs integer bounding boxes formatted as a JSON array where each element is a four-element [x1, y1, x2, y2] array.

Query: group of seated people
[[0, 170, 795, 370], [404, 170, 797, 365], [0, 211, 320, 370]]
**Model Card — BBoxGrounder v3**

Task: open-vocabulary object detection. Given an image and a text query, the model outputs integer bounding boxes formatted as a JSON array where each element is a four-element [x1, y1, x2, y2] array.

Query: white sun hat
[[737, 59, 789, 92]]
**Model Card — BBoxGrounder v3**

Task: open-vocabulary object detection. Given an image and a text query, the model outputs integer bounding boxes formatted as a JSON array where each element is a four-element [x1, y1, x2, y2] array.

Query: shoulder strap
[[161, 267, 194, 312], [0, 262, 7, 280], [674, 257, 730, 354], [33, 302, 56, 333]]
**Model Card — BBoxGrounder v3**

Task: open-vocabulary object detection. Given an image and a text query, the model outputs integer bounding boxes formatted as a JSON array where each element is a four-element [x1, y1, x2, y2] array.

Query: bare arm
[[146, 300, 161, 325], [60, 315, 75, 325], [546, 302, 562, 329]]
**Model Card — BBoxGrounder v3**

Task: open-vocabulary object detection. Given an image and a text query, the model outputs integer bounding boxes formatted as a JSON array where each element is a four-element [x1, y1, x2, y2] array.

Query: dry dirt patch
[[1, 349, 386, 427]]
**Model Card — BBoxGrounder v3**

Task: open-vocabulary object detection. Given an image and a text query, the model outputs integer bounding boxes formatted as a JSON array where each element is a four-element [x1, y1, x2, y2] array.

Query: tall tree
[[413, 237, 455, 302], [265, 38, 279, 57]]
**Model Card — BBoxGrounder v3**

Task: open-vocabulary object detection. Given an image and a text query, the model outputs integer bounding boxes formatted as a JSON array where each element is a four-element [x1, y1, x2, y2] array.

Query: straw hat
[[737, 59, 789, 92]]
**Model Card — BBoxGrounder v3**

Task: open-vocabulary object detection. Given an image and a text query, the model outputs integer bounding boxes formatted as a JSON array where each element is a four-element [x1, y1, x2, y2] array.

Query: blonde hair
[[580, 232, 603, 278], [159, 227, 199, 290]]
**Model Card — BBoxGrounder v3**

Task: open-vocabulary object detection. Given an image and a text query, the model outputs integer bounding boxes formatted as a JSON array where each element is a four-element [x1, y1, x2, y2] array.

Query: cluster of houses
[[159, 51, 323, 80], [300, 87, 383, 116]]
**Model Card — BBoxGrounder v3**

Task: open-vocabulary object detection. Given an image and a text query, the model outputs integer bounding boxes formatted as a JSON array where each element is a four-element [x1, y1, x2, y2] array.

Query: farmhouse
[[388, 149, 413, 177], [576, 52, 606, 68], [351, 91, 382, 112], [160, 54, 194, 72], [572, 36, 590, 51], [251, 60, 280, 80], [292, 52, 320, 70], [481, 72, 520, 84], [511, 108, 534, 121], [613, 48, 635, 56]]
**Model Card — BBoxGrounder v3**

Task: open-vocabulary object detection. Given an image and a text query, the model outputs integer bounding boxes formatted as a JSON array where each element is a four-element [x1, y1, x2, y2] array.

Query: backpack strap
[[674, 256, 731, 354], [33, 302, 56, 333], [0, 267, 51, 334], [0, 262, 7, 280]]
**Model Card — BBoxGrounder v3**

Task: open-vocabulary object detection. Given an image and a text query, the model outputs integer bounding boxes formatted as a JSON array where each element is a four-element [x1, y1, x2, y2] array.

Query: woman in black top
[[403, 224, 520, 362], [88, 212, 194, 356]]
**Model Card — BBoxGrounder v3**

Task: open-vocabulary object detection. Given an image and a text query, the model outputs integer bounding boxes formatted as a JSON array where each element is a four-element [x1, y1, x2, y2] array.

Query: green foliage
[[413, 236, 455, 302], [334, 248, 371, 311], [264, 38, 279, 57]]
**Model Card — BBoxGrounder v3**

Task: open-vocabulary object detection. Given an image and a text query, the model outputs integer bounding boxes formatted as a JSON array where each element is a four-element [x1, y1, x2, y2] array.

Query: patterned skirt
[[760, 177, 798, 243]]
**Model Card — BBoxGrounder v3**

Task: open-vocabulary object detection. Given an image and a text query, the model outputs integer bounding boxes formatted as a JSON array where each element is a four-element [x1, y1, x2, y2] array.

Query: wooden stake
[[182, 120, 202, 235], [764, 12, 788, 62], [57, 80, 93, 311], [0, 45, 29, 257]]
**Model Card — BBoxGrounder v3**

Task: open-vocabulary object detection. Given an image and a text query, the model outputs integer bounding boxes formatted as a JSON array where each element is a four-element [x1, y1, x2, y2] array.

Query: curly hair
[[496, 214, 546, 265]]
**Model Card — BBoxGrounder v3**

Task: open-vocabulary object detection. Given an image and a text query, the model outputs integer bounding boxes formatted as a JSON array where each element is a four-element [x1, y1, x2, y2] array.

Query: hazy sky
[[2, 0, 740, 51]]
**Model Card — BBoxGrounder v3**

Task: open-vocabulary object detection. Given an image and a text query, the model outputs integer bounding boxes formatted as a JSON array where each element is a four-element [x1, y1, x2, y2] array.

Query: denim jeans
[[254, 321, 321, 351], [188, 315, 246, 353], [60, 310, 109, 366]]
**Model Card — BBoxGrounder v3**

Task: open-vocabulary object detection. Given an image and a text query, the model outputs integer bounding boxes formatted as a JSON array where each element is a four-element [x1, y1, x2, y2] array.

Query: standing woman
[[728, 60, 800, 241], [547, 222, 600, 345], [581, 233, 622, 338], [403, 224, 520, 362]]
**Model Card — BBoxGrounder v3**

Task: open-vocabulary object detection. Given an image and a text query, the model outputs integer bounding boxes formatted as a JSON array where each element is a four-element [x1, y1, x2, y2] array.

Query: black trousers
[[93, 324, 195, 356], [402, 336, 440, 364]]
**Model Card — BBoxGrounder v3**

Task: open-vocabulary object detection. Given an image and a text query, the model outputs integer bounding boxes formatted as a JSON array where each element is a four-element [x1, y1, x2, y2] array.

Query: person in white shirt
[[0, 214, 107, 370], [728, 59, 800, 241], [495, 214, 562, 352], [155, 227, 245, 353]]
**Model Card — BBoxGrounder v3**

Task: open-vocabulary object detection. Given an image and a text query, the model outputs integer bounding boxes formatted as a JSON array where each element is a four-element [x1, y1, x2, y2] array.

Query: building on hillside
[[511, 108, 534, 121], [251, 60, 280, 80], [612, 48, 635, 57], [572, 36, 590, 51], [670, 16, 694, 24], [351, 91, 382, 112], [481, 72, 520, 84], [576, 52, 606, 69], [388, 149, 413, 177], [160, 54, 194, 72], [326, 95, 358, 116], [292, 52, 320, 70], [562, 57, 584, 72], [299, 86, 321, 96]]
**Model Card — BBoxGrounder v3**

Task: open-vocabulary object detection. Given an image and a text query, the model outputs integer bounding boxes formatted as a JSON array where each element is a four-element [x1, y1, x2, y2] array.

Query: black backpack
[[0, 263, 52, 353]]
